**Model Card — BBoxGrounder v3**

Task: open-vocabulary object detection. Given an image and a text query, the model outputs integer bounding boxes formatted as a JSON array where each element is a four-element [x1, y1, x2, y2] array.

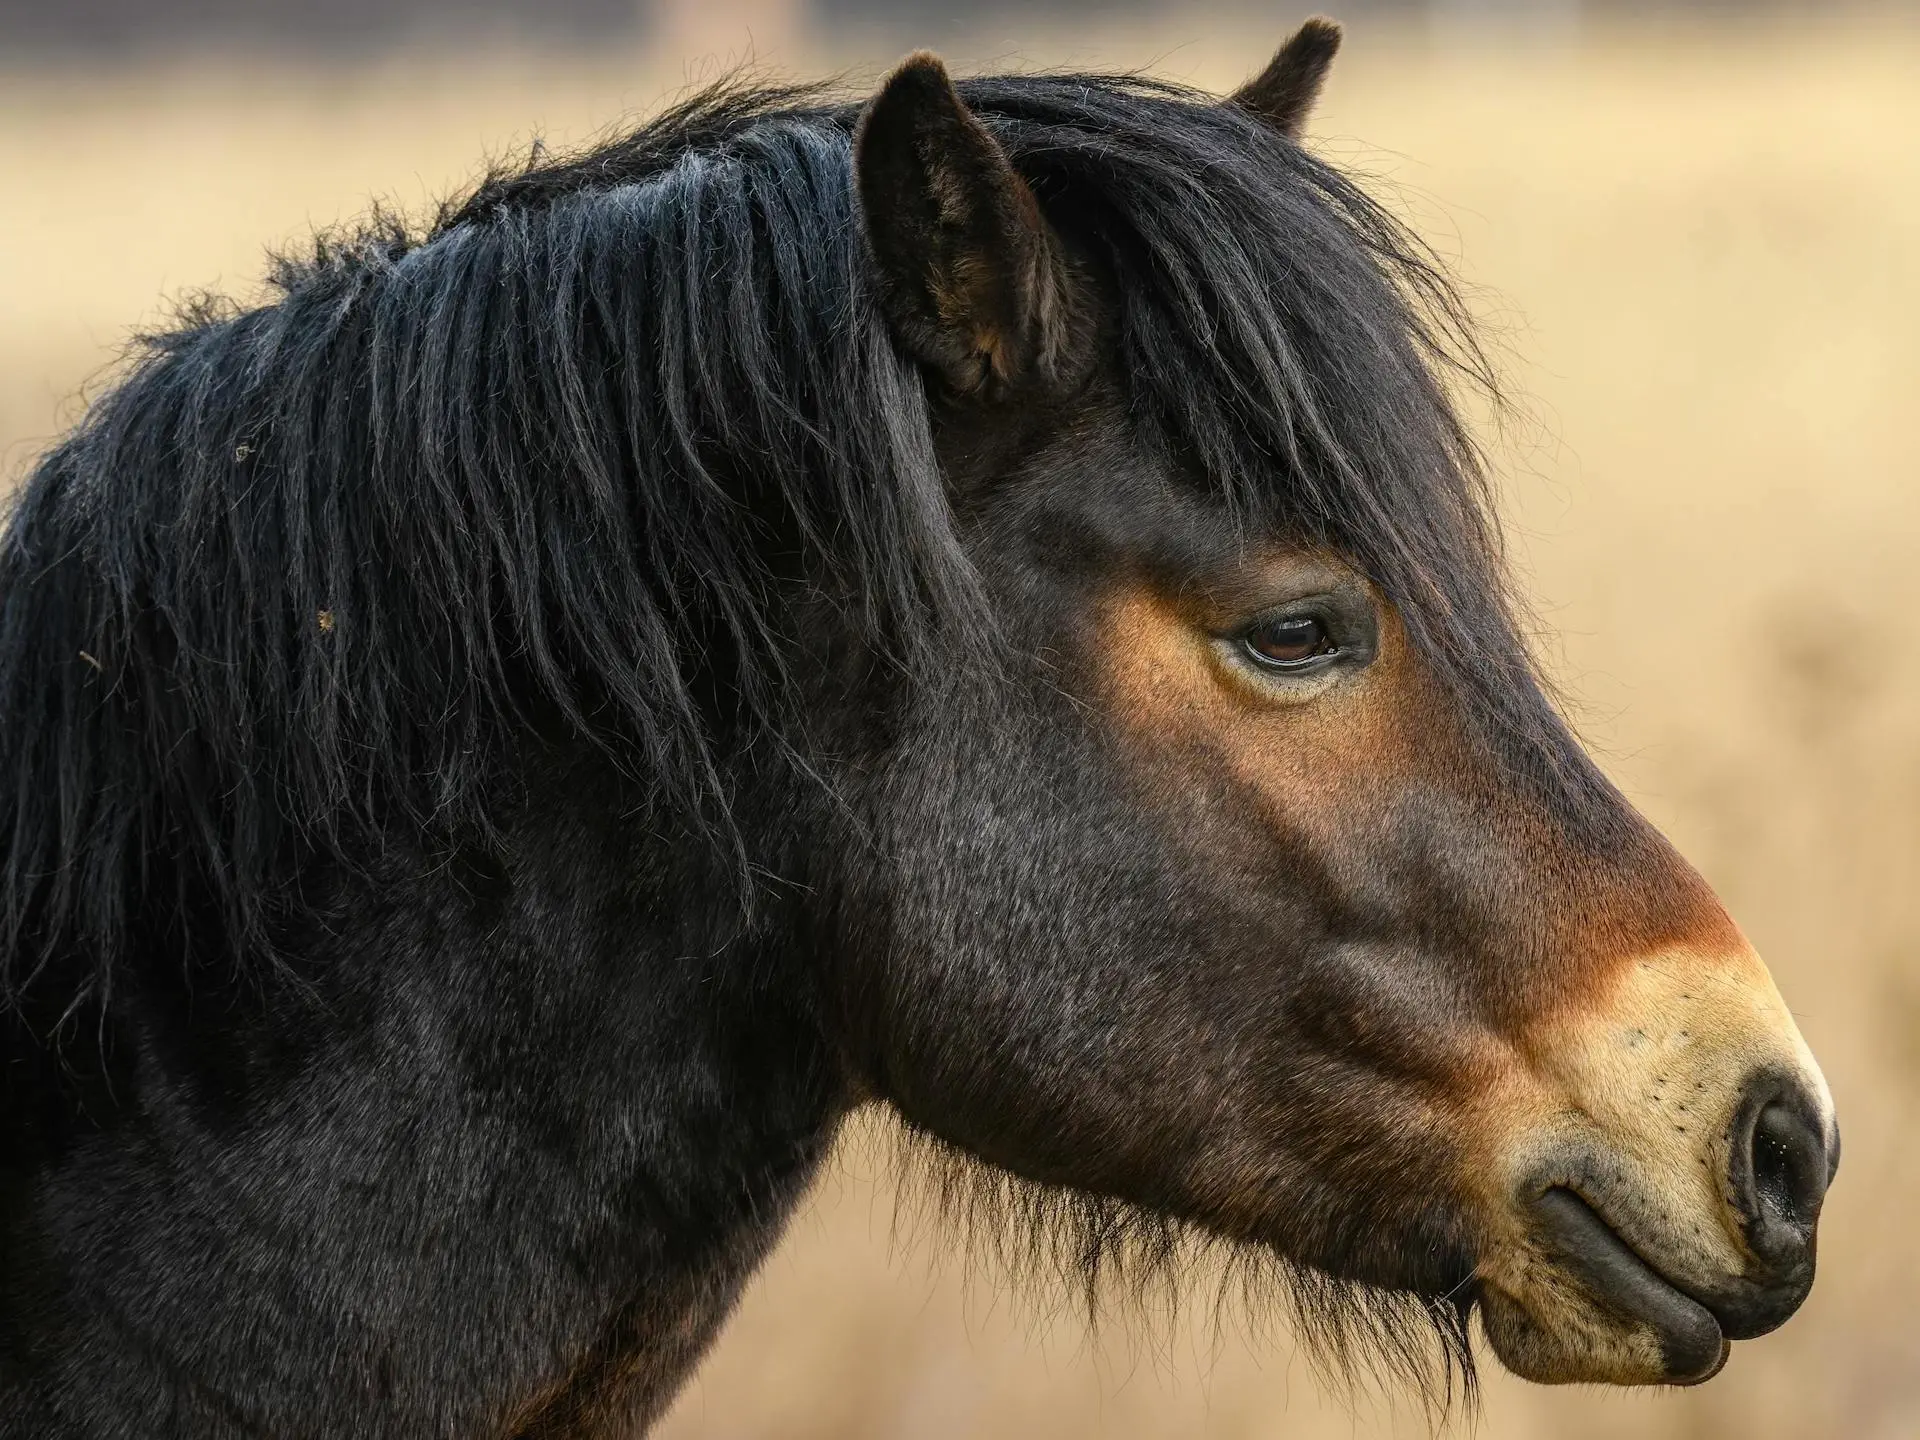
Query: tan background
[[4, 7, 1917, 1436]]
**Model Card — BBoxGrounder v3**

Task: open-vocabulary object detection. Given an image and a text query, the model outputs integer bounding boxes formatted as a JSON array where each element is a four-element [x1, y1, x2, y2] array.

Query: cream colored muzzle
[[1471, 943, 1836, 1385]]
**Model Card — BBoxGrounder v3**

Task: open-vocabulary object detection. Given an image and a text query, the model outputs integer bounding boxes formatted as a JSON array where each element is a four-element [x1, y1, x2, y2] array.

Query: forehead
[[956, 391, 1346, 595]]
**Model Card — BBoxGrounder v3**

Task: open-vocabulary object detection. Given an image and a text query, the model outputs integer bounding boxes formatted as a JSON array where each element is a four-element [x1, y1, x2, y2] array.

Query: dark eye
[[1242, 614, 1335, 669]]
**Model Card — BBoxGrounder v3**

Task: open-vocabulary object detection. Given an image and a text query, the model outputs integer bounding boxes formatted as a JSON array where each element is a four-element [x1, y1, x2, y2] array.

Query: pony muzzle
[[1472, 943, 1836, 1385]]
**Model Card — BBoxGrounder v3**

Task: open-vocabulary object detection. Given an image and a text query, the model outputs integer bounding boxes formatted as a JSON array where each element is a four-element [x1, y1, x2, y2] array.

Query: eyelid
[[1224, 595, 1344, 643], [1218, 588, 1378, 683], [1239, 636, 1339, 674]]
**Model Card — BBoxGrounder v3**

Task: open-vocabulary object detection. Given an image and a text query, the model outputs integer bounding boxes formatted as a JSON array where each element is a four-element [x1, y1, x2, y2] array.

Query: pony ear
[[1230, 16, 1342, 139], [855, 52, 1071, 397]]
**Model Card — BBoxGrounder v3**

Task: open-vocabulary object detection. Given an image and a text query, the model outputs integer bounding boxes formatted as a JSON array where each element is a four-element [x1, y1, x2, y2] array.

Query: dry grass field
[[4, 10, 1918, 1437]]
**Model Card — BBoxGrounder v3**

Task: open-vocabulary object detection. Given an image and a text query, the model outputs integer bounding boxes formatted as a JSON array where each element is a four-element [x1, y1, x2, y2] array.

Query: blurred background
[[4, 1, 1917, 1436]]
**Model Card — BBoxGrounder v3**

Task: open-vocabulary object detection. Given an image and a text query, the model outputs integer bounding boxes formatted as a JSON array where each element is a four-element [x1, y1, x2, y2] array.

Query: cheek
[[1093, 585, 1494, 1060], [1091, 585, 1534, 1117]]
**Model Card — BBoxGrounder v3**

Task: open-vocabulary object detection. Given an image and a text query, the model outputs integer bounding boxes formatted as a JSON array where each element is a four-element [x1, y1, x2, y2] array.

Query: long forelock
[[957, 74, 1617, 838]]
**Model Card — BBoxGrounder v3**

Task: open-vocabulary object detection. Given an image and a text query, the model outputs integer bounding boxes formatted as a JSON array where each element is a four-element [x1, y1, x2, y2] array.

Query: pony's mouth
[[1528, 1188, 1729, 1383]]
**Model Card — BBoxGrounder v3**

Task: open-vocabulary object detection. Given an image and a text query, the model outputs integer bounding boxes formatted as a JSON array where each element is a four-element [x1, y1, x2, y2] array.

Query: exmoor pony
[[0, 19, 1835, 1436]]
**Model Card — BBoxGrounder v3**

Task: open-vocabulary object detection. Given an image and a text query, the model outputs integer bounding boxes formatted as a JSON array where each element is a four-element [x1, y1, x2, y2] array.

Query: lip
[[1529, 1188, 1731, 1384]]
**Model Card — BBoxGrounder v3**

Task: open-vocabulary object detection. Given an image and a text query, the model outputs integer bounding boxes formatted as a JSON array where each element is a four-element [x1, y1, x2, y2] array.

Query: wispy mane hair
[[885, 1118, 1478, 1410], [0, 70, 1592, 1025]]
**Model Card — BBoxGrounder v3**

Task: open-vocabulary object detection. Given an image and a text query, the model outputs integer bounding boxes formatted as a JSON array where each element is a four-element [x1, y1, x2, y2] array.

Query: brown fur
[[1089, 550, 1828, 1383]]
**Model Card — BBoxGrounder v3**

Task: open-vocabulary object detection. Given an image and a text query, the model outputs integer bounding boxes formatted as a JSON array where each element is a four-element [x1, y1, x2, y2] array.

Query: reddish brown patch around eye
[[1243, 615, 1332, 667]]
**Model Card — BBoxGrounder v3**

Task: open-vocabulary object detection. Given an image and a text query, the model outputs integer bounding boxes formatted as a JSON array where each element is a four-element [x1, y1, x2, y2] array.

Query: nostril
[[1732, 1076, 1830, 1262], [1751, 1100, 1825, 1231]]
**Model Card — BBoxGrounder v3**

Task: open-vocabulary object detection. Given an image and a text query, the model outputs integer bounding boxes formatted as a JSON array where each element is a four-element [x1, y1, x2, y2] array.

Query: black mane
[[0, 70, 1586, 1015]]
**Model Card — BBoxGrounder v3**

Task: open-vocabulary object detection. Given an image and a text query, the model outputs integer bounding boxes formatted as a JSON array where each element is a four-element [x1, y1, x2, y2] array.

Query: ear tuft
[[855, 51, 1070, 397], [1230, 16, 1343, 140]]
